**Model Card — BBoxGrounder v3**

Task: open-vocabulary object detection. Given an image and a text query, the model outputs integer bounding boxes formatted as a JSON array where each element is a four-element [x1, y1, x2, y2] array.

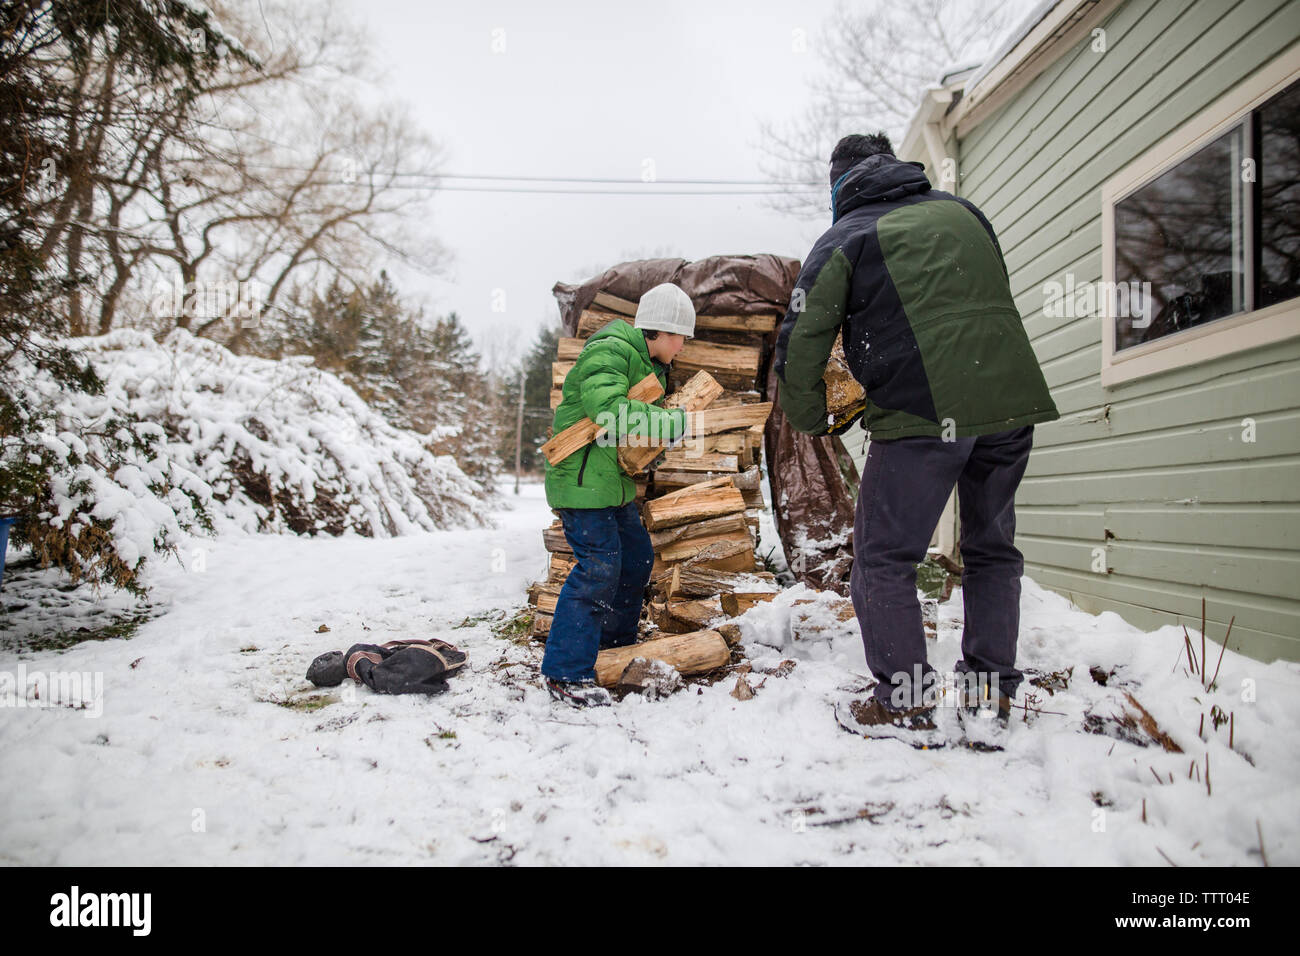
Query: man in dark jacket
[[774, 132, 1059, 746]]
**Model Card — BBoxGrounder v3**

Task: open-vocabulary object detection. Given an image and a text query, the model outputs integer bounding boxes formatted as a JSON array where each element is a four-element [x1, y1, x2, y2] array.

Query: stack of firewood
[[526, 291, 786, 686]]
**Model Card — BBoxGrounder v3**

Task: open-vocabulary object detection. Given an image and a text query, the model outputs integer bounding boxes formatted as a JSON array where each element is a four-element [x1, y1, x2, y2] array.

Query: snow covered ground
[[0, 477, 1296, 866]]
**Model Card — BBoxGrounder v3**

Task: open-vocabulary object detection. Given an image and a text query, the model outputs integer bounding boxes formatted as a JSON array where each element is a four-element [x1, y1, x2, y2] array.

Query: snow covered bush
[[2, 339, 211, 595], [2, 328, 494, 594]]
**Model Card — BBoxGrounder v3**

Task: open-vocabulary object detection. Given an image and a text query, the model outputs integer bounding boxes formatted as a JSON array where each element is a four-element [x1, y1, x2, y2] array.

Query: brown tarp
[[552, 254, 803, 335], [762, 358, 857, 595], [552, 254, 858, 595]]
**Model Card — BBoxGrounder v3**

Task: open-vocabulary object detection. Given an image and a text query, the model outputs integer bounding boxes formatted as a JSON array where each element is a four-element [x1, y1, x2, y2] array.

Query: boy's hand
[[663, 409, 695, 450]]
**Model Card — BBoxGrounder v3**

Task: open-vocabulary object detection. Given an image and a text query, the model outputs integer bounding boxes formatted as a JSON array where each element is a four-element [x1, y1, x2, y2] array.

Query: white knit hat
[[633, 283, 696, 337]]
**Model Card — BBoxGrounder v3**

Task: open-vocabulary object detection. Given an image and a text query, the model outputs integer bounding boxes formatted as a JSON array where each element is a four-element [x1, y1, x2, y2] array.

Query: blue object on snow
[[0, 515, 17, 592]]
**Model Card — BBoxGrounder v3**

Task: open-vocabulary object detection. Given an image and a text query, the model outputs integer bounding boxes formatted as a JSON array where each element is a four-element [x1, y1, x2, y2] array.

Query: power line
[[227, 179, 820, 195], [431, 185, 822, 195], [443, 173, 820, 186], [198, 159, 823, 188]]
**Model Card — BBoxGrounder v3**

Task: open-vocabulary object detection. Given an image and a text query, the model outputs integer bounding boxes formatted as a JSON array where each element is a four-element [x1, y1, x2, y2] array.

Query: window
[[1100, 50, 1300, 386], [1260, 79, 1300, 309], [1112, 79, 1298, 353]]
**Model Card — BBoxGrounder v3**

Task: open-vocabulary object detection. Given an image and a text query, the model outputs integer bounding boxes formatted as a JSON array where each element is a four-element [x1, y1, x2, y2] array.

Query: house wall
[[951, 0, 1300, 660]]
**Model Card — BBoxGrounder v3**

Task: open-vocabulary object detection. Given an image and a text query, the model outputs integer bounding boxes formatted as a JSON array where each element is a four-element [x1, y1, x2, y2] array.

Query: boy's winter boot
[[545, 676, 613, 708]]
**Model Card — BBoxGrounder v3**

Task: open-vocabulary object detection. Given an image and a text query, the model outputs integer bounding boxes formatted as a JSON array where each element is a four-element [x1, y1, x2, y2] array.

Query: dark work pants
[[849, 426, 1034, 709], [542, 502, 654, 682]]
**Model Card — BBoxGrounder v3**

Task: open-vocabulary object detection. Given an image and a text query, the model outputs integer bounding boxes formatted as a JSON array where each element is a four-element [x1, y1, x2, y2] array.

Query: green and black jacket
[[544, 319, 687, 510], [774, 153, 1059, 439]]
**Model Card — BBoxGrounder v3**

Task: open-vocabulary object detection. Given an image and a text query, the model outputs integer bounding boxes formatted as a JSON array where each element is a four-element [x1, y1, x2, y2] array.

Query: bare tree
[[34, 0, 447, 344], [757, 0, 1022, 219]]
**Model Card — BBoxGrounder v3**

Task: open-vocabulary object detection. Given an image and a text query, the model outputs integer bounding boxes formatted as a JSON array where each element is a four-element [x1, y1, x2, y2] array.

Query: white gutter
[[899, 0, 1126, 163], [948, 0, 1121, 139], [899, 84, 963, 191]]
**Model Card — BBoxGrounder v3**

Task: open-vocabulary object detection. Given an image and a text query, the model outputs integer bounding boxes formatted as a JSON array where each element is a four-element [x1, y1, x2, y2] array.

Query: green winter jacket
[[775, 153, 1059, 439], [544, 318, 687, 510]]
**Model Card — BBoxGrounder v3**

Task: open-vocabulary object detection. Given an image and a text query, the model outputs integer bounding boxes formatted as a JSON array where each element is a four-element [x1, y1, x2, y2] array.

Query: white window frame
[[1100, 45, 1300, 388]]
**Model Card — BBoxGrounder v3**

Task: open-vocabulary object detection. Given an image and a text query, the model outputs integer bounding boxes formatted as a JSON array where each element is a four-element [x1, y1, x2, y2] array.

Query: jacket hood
[[831, 153, 931, 222], [586, 317, 667, 370]]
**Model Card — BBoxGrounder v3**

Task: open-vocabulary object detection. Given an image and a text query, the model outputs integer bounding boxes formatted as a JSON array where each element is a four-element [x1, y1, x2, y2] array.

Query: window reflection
[[1114, 126, 1246, 351], [1260, 80, 1300, 308]]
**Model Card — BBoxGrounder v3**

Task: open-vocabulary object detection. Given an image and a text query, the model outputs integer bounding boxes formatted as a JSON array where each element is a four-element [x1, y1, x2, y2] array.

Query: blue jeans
[[542, 502, 655, 682]]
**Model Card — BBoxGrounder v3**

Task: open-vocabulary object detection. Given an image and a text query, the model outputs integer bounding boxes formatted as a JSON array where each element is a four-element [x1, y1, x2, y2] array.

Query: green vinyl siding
[[953, 0, 1300, 660]]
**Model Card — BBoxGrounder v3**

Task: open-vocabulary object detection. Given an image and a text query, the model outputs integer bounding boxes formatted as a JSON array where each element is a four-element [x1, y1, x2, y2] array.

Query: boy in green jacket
[[542, 283, 695, 707]]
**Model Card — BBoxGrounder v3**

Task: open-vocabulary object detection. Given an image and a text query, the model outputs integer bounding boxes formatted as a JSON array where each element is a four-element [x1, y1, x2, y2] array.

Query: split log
[[594, 629, 730, 687], [691, 403, 773, 435], [618, 371, 724, 476], [709, 389, 766, 407], [531, 612, 552, 639], [674, 340, 761, 389], [658, 451, 738, 473], [694, 313, 778, 334], [671, 429, 760, 467], [540, 372, 663, 465], [686, 329, 769, 351], [557, 337, 586, 361], [552, 361, 573, 389], [577, 309, 630, 337], [616, 658, 684, 699], [695, 431, 759, 472], [527, 581, 564, 615], [721, 592, 777, 617], [654, 527, 754, 565], [657, 597, 725, 632], [648, 512, 751, 550], [655, 465, 762, 492], [825, 330, 866, 426], [663, 370, 726, 411], [550, 388, 563, 410], [699, 432, 750, 454], [716, 623, 744, 646], [656, 564, 778, 599], [543, 522, 572, 554], [593, 291, 637, 315], [643, 475, 746, 531], [647, 601, 686, 634], [681, 538, 755, 572], [652, 538, 755, 577], [548, 553, 576, 583]]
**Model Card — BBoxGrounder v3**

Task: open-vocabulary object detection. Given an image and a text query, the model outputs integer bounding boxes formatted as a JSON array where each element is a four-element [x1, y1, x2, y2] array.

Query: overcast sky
[[333, 0, 848, 366], [335, 0, 1036, 368]]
